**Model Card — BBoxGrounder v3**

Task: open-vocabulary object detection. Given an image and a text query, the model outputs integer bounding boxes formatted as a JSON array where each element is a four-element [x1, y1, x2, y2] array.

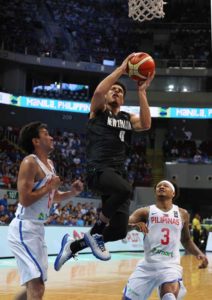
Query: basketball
[[126, 52, 155, 81]]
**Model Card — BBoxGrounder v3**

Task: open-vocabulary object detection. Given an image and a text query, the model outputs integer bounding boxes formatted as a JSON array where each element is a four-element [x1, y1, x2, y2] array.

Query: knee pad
[[161, 293, 176, 300]]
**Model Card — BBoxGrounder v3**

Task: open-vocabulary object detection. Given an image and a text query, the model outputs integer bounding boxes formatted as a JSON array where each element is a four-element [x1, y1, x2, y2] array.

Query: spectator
[[193, 150, 202, 163], [192, 213, 201, 248], [0, 204, 9, 224], [0, 194, 8, 208], [170, 145, 179, 158]]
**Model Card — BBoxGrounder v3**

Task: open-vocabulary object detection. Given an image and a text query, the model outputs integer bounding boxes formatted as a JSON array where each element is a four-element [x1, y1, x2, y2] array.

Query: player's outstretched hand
[[129, 222, 149, 234], [196, 254, 208, 269], [71, 179, 84, 197], [137, 71, 155, 91], [120, 53, 136, 74]]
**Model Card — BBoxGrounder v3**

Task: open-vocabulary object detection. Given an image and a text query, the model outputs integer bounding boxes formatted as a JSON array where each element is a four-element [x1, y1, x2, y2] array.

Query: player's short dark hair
[[114, 81, 126, 96], [171, 181, 180, 201], [19, 121, 47, 154], [154, 179, 180, 201]]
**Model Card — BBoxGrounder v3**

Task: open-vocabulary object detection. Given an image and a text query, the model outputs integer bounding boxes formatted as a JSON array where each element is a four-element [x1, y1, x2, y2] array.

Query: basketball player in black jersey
[[54, 53, 154, 269]]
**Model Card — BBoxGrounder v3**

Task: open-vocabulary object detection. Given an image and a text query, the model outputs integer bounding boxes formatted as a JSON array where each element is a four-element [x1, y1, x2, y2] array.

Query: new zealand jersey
[[143, 204, 183, 265], [86, 109, 132, 170]]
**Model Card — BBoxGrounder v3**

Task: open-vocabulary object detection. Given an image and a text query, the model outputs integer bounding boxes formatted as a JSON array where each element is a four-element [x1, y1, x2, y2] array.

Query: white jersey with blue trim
[[15, 154, 56, 223], [143, 204, 183, 265]]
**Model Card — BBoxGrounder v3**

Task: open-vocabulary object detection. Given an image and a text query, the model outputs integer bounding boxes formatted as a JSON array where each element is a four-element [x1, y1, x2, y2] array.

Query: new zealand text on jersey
[[107, 116, 132, 130], [151, 216, 180, 225]]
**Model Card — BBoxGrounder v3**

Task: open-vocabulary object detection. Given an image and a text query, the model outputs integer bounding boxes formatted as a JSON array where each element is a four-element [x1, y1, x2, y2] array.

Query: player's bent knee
[[161, 293, 176, 300]]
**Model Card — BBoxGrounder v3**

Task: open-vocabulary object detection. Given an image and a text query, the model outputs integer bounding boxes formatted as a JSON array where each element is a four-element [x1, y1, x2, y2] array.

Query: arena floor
[[0, 252, 212, 300]]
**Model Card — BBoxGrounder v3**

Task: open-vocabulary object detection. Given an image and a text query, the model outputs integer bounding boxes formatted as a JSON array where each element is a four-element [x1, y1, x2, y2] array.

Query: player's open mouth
[[112, 93, 118, 98]]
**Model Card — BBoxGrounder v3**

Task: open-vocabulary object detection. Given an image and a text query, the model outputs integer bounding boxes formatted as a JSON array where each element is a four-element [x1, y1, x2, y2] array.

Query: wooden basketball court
[[0, 252, 211, 300]]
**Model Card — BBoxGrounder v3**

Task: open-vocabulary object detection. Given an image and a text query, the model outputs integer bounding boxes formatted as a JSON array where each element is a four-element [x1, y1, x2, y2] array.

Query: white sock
[[161, 293, 176, 300]]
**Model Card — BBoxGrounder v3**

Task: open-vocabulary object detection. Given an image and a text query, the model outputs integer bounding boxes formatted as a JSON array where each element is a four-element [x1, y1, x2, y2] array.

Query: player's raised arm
[[90, 53, 135, 114], [180, 208, 208, 268], [130, 72, 154, 131]]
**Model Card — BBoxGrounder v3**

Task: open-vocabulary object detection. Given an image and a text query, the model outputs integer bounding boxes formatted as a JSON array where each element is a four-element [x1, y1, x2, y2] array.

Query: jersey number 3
[[161, 228, 170, 245]]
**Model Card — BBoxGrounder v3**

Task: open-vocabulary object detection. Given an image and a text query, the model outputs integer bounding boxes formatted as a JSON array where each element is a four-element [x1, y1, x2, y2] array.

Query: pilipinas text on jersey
[[143, 204, 183, 265]]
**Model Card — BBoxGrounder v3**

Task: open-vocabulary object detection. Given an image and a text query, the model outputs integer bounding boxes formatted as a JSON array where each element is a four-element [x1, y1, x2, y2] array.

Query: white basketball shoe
[[54, 233, 77, 271], [84, 231, 111, 261]]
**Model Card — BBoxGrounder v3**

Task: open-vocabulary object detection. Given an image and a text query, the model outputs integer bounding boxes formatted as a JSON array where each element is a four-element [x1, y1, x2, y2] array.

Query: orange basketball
[[126, 52, 155, 81]]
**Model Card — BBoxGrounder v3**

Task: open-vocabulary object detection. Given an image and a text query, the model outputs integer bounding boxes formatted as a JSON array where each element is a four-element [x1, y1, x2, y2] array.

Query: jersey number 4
[[161, 228, 170, 245], [119, 130, 125, 142]]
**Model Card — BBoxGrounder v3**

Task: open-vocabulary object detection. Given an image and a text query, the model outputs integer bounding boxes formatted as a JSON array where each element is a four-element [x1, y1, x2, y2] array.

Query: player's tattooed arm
[[180, 208, 208, 268], [128, 207, 149, 233]]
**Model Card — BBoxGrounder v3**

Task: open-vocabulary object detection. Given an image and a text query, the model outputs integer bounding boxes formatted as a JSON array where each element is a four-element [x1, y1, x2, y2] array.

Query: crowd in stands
[[0, 192, 100, 226], [0, 125, 152, 225], [1, 123, 212, 225], [0, 0, 210, 66], [0, 138, 21, 190], [32, 84, 89, 101], [0, 0, 44, 55], [0, 125, 152, 192], [46, 201, 99, 226], [0, 194, 16, 224], [163, 128, 212, 163], [125, 139, 152, 187]]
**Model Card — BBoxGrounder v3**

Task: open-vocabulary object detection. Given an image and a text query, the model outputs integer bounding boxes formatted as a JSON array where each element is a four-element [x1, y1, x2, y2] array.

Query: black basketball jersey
[[86, 109, 133, 170]]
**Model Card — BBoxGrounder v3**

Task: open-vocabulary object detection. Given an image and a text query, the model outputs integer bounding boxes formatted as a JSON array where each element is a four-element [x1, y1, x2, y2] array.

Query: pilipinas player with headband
[[8, 122, 83, 300], [54, 53, 154, 270], [123, 179, 208, 300]]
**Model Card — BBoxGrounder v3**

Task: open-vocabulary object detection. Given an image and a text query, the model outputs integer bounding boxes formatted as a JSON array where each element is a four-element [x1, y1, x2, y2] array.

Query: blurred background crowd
[[0, 0, 210, 66]]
